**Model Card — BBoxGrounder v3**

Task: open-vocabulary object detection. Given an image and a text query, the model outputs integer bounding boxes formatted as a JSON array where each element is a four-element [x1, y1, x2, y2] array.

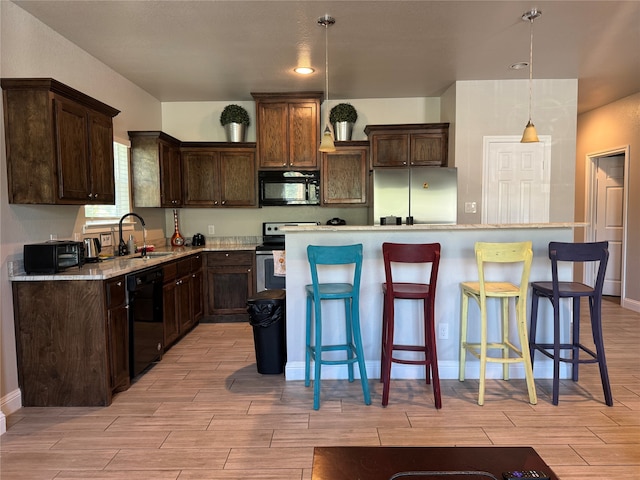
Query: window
[[85, 141, 131, 222]]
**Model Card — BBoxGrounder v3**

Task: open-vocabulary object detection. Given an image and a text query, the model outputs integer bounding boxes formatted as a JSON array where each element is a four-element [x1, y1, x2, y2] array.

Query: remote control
[[502, 471, 550, 480]]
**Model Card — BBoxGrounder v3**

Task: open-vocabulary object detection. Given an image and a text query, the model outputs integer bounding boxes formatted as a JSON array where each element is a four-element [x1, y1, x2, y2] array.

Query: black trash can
[[246, 289, 286, 374]]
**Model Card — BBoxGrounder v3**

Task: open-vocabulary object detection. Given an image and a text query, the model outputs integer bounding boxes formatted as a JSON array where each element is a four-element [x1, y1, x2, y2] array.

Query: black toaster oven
[[23, 241, 84, 274]]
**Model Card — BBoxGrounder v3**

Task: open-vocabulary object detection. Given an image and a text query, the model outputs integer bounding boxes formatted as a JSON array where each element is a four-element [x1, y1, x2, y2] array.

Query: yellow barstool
[[459, 241, 537, 405]]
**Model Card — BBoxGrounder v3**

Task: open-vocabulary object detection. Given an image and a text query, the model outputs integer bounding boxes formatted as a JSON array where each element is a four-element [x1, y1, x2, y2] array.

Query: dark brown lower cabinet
[[106, 276, 130, 393], [163, 253, 203, 350], [205, 251, 255, 322], [12, 278, 125, 406]]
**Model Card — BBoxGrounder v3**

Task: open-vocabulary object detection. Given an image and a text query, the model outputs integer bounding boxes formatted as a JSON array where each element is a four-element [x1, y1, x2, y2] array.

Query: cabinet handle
[[94, 194, 98, 199], [225, 253, 229, 257], [88, 193, 93, 199], [116, 281, 122, 287], [221, 200, 226, 205]]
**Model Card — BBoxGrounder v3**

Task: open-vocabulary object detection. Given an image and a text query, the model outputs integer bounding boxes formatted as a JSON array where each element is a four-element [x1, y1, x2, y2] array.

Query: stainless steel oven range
[[256, 221, 319, 292]]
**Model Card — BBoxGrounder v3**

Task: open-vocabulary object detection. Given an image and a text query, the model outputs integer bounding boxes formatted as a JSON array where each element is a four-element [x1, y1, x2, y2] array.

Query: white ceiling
[[12, 0, 640, 114]]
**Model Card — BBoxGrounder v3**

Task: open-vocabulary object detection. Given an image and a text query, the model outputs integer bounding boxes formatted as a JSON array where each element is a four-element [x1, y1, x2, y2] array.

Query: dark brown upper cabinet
[[252, 92, 322, 170], [129, 131, 183, 207], [365, 123, 450, 168], [2, 78, 120, 204]]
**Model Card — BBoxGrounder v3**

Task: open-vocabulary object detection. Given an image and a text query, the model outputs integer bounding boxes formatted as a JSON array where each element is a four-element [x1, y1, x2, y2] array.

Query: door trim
[[584, 145, 630, 307]]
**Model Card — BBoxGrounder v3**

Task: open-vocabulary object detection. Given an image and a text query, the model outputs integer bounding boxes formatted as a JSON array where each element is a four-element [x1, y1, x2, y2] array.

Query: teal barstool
[[305, 244, 371, 410]]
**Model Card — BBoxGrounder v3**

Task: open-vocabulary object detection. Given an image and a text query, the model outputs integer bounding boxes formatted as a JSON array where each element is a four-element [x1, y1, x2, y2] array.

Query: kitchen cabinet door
[[182, 150, 220, 206], [105, 276, 129, 393], [288, 101, 319, 169], [88, 111, 116, 204], [255, 101, 289, 168], [321, 142, 369, 206], [54, 97, 93, 201], [160, 140, 183, 207], [205, 251, 255, 321], [130, 131, 182, 207], [1, 78, 119, 205], [252, 92, 322, 170], [181, 145, 257, 207], [163, 261, 180, 348], [365, 123, 450, 168], [219, 149, 257, 206]]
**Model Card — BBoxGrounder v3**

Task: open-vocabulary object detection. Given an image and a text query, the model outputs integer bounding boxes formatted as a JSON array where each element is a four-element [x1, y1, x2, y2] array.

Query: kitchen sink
[[131, 251, 174, 259]]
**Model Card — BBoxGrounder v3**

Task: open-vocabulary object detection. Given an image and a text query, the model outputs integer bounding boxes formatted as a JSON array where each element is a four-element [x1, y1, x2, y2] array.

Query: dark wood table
[[311, 446, 559, 480]]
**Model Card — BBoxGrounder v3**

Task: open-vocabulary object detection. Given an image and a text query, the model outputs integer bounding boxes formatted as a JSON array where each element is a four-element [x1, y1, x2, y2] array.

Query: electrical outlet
[[208, 225, 215, 235], [438, 323, 449, 340], [464, 201, 477, 214]]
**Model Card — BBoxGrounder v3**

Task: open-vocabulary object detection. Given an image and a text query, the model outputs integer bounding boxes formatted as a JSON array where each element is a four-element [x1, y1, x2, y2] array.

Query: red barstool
[[380, 242, 441, 408]]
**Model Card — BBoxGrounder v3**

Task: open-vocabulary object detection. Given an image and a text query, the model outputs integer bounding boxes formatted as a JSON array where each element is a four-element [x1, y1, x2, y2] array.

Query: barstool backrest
[[307, 244, 363, 289], [549, 241, 609, 296], [474, 241, 533, 297], [382, 242, 441, 294]]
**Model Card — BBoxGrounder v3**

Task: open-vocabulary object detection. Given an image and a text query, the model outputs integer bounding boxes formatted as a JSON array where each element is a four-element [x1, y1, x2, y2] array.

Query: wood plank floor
[[2, 298, 639, 479]]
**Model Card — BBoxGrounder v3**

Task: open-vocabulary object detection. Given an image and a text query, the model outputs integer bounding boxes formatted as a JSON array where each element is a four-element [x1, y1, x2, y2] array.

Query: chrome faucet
[[118, 213, 146, 256]]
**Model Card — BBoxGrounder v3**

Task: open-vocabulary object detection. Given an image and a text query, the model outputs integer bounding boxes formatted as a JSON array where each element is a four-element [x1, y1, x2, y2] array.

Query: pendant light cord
[[528, 16, 534, 123], [324, 20, 330, 126]]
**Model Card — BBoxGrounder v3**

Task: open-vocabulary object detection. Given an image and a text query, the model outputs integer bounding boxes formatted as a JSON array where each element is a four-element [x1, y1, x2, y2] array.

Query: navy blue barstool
[[529, 241, 612, 406], [305, 244, 371, 410]]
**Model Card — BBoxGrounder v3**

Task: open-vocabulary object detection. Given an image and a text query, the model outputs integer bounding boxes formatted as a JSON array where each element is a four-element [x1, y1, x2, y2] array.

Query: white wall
[[452, 79, 578, 224], [0, 1, 163, 414]]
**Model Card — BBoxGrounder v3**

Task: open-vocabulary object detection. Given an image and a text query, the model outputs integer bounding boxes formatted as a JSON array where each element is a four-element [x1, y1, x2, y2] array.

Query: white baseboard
[[285, 359, 559, 381], [0, 388, 22, 434], [622, 297, 640, 313]]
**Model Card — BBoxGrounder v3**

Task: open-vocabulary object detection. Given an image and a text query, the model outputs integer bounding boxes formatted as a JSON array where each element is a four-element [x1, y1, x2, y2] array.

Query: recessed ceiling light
[[294, 67, 315, 75], [510, 62, 529, 70]]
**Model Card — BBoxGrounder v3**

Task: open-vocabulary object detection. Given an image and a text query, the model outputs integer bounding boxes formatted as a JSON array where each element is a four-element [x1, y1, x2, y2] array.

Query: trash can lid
[[248, 289, 286, 303]]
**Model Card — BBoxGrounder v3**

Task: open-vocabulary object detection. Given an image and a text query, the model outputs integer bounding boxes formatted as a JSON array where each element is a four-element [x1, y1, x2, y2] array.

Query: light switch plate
[[100, 232, 113, 247]]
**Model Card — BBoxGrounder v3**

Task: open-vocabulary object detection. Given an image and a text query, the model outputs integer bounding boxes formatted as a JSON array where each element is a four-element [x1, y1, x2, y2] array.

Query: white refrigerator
[[372, 167, 457, 224]]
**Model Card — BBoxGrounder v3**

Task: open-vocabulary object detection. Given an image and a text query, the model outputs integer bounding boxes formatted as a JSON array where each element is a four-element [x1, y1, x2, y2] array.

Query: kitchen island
[[282, 223, 582, 382]]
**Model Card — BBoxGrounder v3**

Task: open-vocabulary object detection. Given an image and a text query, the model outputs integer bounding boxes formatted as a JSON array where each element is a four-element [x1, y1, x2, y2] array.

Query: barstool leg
[[381, 297, 393, 407], [305, 294, 312, 387], [344, 298, 355, 383], [478, 297, 488, 406], [552, 296, 562, 406], [501, 297, 510, 380], [459, 290, 469, 381], [516, 295, 537, 405], [572, 297, 581, 381], [351, 302, 371, 406], [313, 298, 323, 410], [426, 299, 442, 409], [529, 290, 540, 368], [590, 296, 613, 406]]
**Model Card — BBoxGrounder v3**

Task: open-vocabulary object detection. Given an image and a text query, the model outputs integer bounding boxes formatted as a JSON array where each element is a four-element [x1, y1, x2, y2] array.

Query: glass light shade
[[318, 124, 336, 152], [521, 121, 539, 143]]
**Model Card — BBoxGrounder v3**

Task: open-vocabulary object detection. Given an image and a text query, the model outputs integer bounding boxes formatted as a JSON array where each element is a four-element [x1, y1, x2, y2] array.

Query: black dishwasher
[[126, 266, 164, 378]]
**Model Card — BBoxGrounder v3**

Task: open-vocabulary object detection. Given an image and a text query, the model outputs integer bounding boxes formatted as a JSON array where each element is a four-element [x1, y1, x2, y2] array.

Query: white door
[[595, 155, 624, 296], [482, 136, 551, 224]]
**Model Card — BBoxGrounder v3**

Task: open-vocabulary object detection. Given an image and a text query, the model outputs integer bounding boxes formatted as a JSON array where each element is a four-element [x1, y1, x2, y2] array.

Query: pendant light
[[521, 8, 542, 143], [318, 15, 336, 153]]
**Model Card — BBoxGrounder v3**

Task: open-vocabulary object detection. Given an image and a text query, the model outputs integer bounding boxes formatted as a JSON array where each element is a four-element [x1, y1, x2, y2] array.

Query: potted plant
[[329, 103, 358, 141], [220, 104, 250, 142]]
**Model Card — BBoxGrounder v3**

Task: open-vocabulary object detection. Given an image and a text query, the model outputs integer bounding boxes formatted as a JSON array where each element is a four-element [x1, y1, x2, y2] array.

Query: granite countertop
[[282, 222, 587, 232], [10, 243, 259, 281]]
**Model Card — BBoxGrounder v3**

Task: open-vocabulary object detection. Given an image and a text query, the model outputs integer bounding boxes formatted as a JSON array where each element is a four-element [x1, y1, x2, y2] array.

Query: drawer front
[[163, 261, 177, 282], [206, 251, 253, 267], [106, 276, 126, 308], [191, 253, 203, 271], [176, 257, 193, 277]]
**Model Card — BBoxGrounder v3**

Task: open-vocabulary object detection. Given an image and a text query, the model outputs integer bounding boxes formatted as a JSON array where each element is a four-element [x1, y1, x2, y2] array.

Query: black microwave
[[259, 171, 320, 206], [23, 241, 84, 274]]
